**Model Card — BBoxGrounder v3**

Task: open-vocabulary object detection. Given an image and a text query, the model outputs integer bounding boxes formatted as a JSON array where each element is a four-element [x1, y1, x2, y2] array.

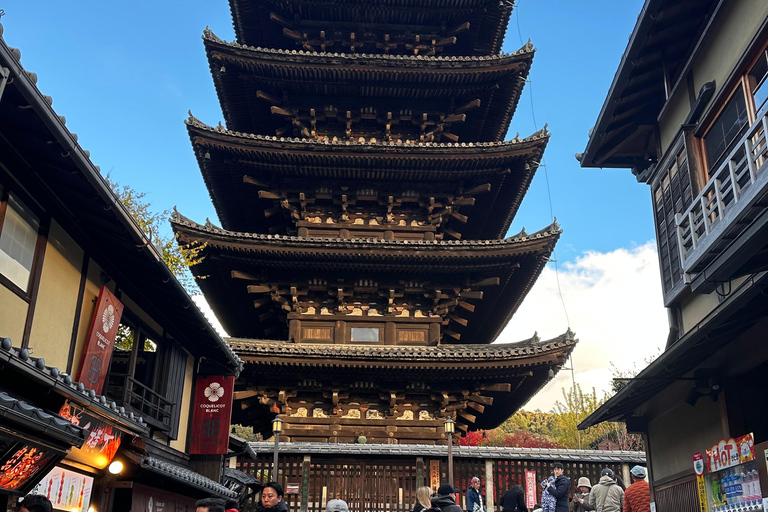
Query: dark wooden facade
[[179, 0, 570, 443], [237, 443, 645, 512]]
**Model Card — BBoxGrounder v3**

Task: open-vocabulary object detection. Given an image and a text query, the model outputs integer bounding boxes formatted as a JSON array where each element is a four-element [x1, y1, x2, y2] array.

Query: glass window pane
[[705, 86, 749, 171], [350, 327, 380, 342], [749, 51, 768, 114], [0, 193, 40, 291]]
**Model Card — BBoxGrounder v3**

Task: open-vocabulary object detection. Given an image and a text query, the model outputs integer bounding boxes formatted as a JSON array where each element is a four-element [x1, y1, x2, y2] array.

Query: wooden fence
[[238, 454, 629, 512]]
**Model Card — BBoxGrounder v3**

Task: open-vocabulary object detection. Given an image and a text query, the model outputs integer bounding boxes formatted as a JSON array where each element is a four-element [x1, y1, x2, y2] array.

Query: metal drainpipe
[[0, 67, 10, 103]]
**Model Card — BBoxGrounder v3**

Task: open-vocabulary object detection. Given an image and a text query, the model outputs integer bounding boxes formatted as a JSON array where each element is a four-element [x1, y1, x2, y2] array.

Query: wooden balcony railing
[[107, 373, 174, 430], [676, 109, 768, 274]]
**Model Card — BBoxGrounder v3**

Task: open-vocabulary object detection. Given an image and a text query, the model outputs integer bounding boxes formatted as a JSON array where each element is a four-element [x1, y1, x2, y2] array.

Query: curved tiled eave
[[229, 331, 576, 363], [171, 212, 559, 342], [227, 0, 512, 55], [203, 32, 532, 139], [187, 117, 548, 238]]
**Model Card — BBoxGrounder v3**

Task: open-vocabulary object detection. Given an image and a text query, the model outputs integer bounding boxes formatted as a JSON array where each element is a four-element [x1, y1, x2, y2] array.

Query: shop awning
[[0, 391, 85, 449], [139, 456, 238, 499]]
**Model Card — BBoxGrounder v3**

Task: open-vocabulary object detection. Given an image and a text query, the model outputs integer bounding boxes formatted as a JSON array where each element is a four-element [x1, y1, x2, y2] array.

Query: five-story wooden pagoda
[[173, 0, 575, 444]]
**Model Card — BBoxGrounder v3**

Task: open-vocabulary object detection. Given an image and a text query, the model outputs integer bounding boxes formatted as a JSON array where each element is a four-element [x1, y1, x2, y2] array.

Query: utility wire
[[514, 0, 570, 329], [515, 2, 580, 447]]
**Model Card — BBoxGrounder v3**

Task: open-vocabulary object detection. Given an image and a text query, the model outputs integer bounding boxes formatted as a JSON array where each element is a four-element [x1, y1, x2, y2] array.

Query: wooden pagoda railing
[[676, 108, 768, 274]]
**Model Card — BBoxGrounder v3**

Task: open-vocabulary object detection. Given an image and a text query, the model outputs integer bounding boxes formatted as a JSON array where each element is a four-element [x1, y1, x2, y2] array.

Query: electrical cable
[[515, 0, 571, 329]]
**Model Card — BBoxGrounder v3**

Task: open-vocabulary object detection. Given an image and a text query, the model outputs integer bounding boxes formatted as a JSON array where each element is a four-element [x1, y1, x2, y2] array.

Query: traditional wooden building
[[175, 0, 573, 444], [0, 23, 245, 512], [579, 1, 768, 510]]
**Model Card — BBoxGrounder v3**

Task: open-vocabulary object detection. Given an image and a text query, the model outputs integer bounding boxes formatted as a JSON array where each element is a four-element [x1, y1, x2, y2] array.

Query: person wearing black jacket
[[432, 484, 464, 512], [499, 484, 528, 512], [544, 463, 570, 512]]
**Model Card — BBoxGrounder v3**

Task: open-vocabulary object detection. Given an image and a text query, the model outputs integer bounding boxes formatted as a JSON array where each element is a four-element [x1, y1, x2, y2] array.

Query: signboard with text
[[525, 470, 537, 510], [75, 286, 124, 394], [0, 441, 60, 495], [429, 460, 440, 491], [30, 466, 93, 512], [58, 402, 122, 469], [706, 433, 755, 473], [189, 375, 234, 454]]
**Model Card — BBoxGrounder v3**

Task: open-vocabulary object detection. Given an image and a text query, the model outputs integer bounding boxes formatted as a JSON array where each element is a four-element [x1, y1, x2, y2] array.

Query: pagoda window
[[349, 326, 381, 343], [0, 189, 42, 294], [301, 322, 335, 342]]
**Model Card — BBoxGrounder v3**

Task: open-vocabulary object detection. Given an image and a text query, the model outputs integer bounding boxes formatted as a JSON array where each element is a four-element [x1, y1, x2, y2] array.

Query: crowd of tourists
[[14, 463, 649, 512]]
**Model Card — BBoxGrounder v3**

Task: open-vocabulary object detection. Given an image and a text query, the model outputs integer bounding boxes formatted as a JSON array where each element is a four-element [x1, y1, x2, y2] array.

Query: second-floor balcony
[[676, 108, 768, 293]]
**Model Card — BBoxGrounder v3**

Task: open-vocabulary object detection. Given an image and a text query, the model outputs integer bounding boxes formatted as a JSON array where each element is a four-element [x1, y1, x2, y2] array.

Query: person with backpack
[[586, 469, 624, 512]]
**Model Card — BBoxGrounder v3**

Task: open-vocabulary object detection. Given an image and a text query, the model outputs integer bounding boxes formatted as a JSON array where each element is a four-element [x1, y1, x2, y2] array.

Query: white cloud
[[192, 294, 229, 338], [497, 242, 668, 412]]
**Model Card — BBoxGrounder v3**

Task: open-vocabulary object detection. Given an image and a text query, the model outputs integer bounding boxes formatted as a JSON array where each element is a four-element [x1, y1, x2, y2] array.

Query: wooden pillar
[[335, 321, 346, 343], [301, 455, 311, 512], [416, 457, 425, 488], [621, 463, 630, 490], [289, 319, 301, 342], [485, 460, 495, 512], [429, 323, 441, 345], [385, 322, 396, 345]]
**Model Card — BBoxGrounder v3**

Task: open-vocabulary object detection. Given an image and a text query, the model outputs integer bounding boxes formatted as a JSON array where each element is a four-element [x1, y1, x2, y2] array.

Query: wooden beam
[[480, 383, 512, 392], [465, 183, 492, 195], [457, 301, 475, 313], [258, 190, 282, 200], [450, 211, 468, 223], [448, 314, 468, 327], [444, 329, 461, 340], [443, 113, 466, 123], [468, 394, 493, 406], [471, 277, 500, 287], [271, 106, 295, 117], [461, 291, 483, 299], [466, 402, 485, 414], [458, 411, 477, 423], [446, 22, 470, 37], [455, 99, 481, 114], [444, 228, 462, 240], [256, 90, 282, 105], [253, 296, 272, 308], [232, 270, 260, 281], [243, 175, 269, 188], [269, 12, 292, 27], [247, 284, 271, 294]]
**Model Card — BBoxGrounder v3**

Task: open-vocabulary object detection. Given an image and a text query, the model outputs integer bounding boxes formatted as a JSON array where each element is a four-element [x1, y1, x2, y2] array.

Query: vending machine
[[695, 433, 764, 512]]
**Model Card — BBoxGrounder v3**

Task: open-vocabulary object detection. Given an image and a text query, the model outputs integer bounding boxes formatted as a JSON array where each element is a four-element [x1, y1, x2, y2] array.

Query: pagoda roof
[[230, 331, 577, 430], [227, 0, 513, 55], [186, 115, 549, 239], [203, 30, 533, 141], [171, 211, 561, 343]]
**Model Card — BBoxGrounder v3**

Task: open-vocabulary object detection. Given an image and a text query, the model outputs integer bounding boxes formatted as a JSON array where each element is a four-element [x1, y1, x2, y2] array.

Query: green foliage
[[231, 424, 260, 442], [106, 176, 204, 294]]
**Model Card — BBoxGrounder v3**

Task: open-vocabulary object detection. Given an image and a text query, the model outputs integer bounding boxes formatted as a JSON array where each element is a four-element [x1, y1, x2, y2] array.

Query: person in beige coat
[[586, 469, 624, 512]]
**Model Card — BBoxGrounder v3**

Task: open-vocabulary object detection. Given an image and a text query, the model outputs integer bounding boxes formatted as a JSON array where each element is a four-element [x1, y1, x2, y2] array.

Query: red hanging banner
[[189, 376, 235, 454], [75, 286, 124, 395]]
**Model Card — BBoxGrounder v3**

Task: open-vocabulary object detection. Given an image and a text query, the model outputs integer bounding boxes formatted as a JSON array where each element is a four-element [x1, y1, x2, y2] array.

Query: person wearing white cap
[[624, 466, 650, 512], [570, 477, 594, 512]]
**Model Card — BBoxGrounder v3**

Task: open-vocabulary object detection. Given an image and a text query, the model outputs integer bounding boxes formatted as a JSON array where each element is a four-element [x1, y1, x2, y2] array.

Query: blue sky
[[0, 0, 651, 264]]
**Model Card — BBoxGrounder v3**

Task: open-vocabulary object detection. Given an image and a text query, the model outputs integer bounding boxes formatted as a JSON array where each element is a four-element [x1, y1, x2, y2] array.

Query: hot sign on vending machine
[[700, 433, 763, 511]]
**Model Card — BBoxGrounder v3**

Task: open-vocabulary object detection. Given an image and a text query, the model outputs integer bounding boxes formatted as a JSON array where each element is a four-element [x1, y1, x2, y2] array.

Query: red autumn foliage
[[456, 429, 564, 449]]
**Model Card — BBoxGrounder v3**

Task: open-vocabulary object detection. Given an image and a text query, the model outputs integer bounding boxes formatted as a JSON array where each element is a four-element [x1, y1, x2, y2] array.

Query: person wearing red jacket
[[624, 466, 651, 512]]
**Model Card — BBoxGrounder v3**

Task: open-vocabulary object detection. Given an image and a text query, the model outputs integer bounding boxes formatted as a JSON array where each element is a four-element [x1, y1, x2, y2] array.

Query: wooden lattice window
[[652, 139, 693, 295]]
